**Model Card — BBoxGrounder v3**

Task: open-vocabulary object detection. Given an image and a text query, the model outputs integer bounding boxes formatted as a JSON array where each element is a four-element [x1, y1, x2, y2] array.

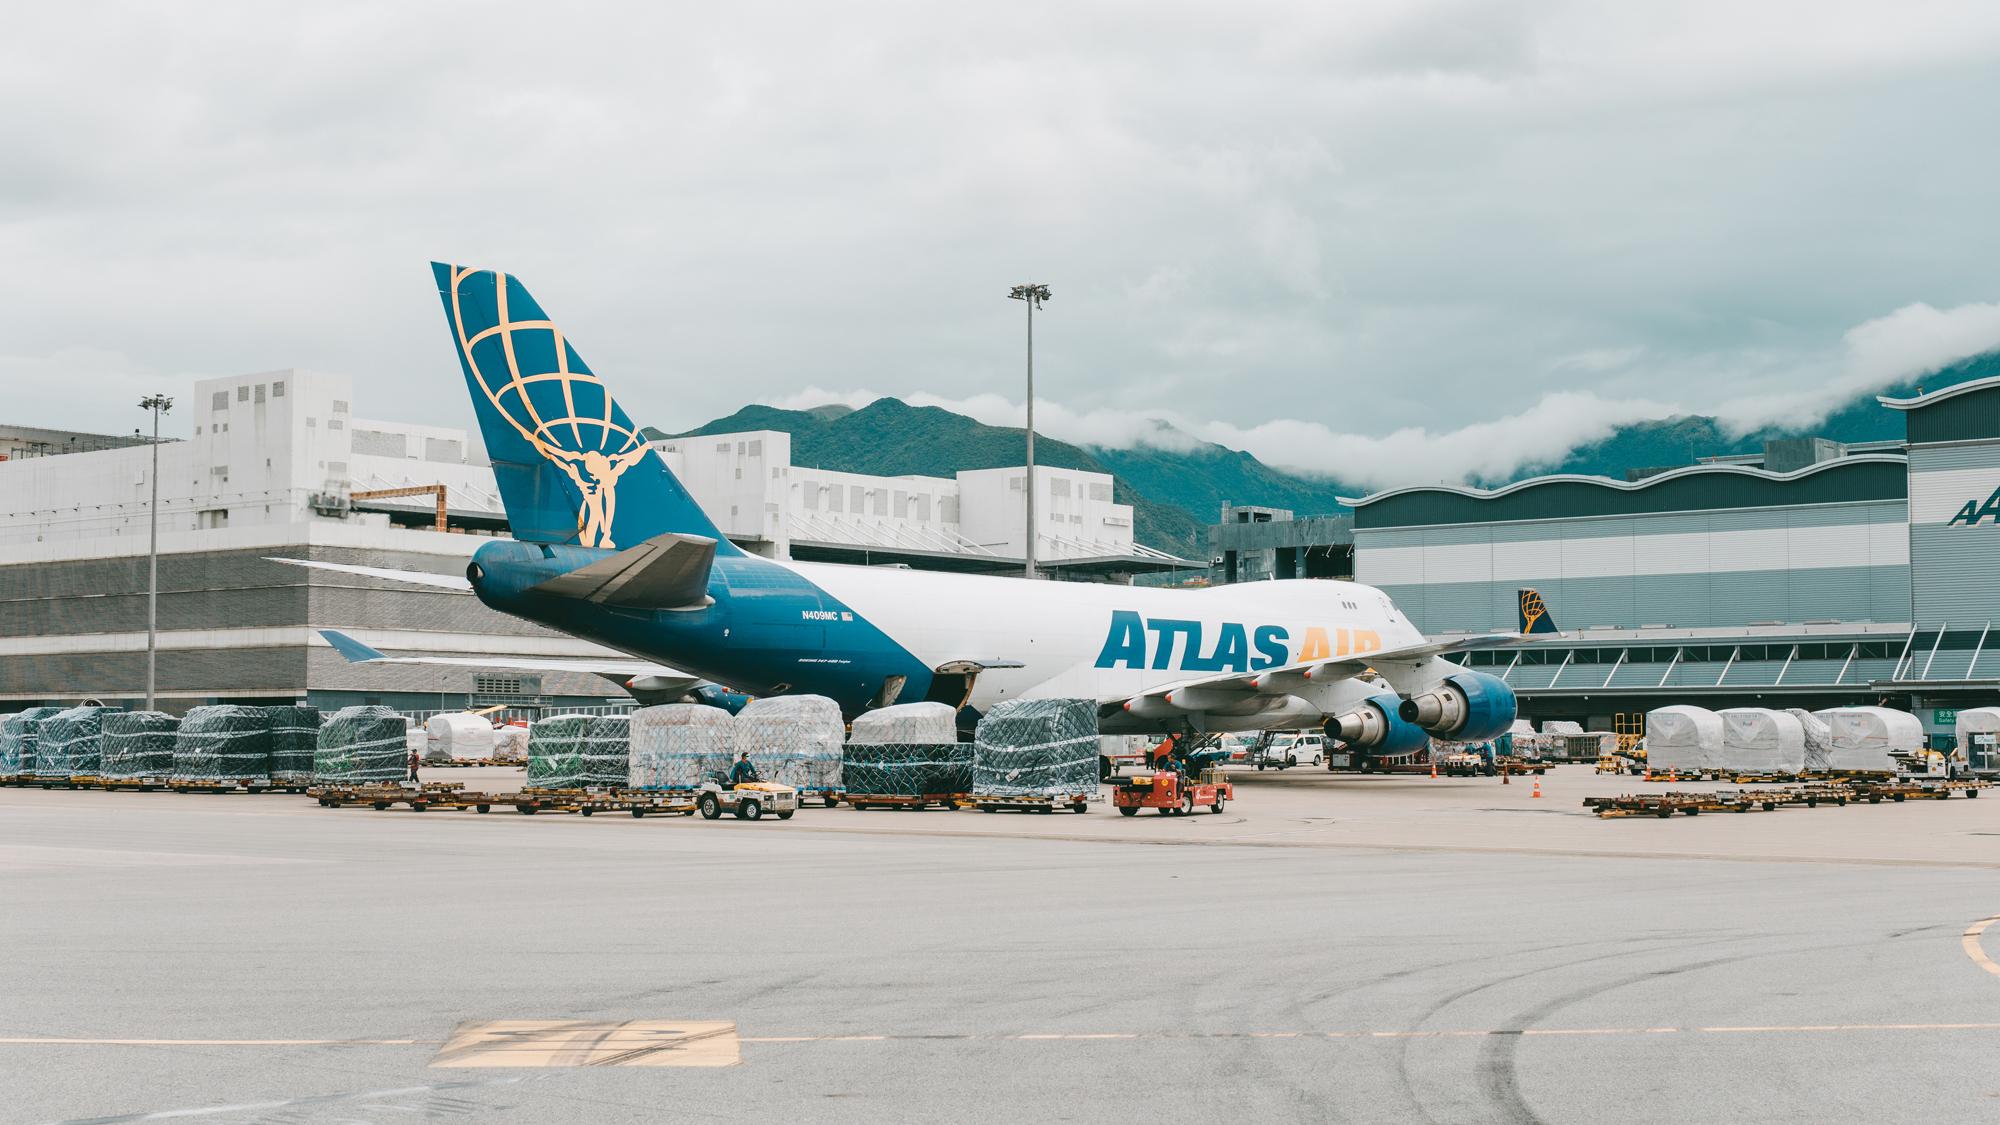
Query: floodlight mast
[[1007, 284, 1050, 579], [139, 394, 173, 710]]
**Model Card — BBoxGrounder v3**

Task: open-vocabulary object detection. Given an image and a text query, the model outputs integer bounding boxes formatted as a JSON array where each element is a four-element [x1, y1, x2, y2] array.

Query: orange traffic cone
[[1531, 777, 1542, 799], [1429, 759, 1438, 779], [1644, 767, 1653, 782]]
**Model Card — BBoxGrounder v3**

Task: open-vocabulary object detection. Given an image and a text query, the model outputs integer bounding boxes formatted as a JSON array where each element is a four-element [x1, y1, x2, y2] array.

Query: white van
[[1256, 732, 1326, 770]]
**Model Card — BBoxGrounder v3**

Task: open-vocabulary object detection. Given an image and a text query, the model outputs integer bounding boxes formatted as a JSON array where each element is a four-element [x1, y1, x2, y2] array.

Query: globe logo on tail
[[1519, 588, 1546, 633], [444, 266, 649, 549]]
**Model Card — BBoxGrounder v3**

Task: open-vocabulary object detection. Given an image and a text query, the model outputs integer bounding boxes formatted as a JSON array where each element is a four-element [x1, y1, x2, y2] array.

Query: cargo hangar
[[1344, 376, 2000, 742]]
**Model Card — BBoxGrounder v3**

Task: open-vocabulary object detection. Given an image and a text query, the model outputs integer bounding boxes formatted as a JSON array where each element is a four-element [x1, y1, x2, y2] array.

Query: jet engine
[[1326, 693, 1430, 756], [1396, 672, 1515, 742]]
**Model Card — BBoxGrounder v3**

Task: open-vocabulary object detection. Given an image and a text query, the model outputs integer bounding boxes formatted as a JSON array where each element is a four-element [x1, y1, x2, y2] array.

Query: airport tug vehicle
[[696, 775, 800, 821], [1111, 769, 1233, 816]]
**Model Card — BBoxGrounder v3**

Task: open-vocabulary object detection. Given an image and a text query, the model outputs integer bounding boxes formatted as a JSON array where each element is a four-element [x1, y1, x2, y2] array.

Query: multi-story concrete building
[[0, 371, 1184, 713]]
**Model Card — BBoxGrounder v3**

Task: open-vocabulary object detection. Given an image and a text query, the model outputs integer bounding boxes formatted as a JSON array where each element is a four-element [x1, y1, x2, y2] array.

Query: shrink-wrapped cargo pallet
[[425, 712, 497, 761], [493, 725, 529, 762], [1786, 708, 1835, 772], [527, 715, 593, 789], [1645, 706, 1724, 774], [100, 711, 180, 780], [849, 702, 958, 746], [1719, 708, 1806, 775], [629, 705, 733, 789], [1816, 707, 1920, 773], [314, 706, 409, 783], [174, 705, 273, 782], [37, 705, 117, 779], [266, 704, 321, 784], [1957, 707, 2000, 776], [843, 743, 974, 797], [973, 698, 1099, 797], [734, 696, 845, 791], [0, 707, 64, 777], [583, 715, 632, 788]]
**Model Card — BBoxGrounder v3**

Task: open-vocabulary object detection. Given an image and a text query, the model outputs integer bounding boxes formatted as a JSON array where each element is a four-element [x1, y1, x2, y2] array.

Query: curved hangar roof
[[1879, 373, 2000, 445], [1341, 455, 1909, 529]]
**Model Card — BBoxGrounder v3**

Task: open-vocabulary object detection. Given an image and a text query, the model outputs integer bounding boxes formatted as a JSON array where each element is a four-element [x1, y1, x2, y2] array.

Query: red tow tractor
[[1111, 770, 1234, 816]]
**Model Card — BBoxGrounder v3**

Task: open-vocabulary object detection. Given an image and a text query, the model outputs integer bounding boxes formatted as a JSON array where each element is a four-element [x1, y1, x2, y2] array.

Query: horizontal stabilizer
[[315, 629, 704, 698], [527, 532, 718, 609], [266, 557, 473, 592]]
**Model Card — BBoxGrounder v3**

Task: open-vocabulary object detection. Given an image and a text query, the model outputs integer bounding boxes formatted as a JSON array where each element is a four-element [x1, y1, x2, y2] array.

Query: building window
[[717, 442, 730, 453], [305, 417, 315, 428], [237, 385, 249, 402], [194, 426, 201, 435], [874, 491, 887, 516], [1009, 476, 1024, 491], [272, 380, 285, 397], [748, 439, 762, 456], [211, 391, 228, 411], [332, 399, 349, 414], [1051, 478, 1071, 498], [328, 419, 344, 430], [894, 491, 909, 518], [803, 486, 819, 511], [1089, 482, 1112, 502], [254, 384, 266, 404], [851, 485, 864, 512], [941, 497, 959, 523], [828, 486, 842, 513]]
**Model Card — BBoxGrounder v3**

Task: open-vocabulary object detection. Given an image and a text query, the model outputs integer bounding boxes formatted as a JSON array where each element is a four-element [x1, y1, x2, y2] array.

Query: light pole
[[1007, 283, 1050, 579], [139, 394, 173, 710]]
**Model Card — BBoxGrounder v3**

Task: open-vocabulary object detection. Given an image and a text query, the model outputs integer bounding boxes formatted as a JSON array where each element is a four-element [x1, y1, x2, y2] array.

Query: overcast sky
[[7, 1, 2000, 487]]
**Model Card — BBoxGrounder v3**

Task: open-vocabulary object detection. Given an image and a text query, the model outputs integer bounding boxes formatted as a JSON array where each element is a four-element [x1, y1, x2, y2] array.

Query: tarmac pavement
[[4, 766, 1998, 1123]]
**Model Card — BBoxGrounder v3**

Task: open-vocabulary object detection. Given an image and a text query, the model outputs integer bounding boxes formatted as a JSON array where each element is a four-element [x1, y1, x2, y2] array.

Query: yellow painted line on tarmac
[[1962, 915, 2000, 977]]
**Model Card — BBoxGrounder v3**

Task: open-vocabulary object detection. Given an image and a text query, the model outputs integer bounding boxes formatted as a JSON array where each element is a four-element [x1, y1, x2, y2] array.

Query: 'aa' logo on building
[[1946, 486, 2000, 527]]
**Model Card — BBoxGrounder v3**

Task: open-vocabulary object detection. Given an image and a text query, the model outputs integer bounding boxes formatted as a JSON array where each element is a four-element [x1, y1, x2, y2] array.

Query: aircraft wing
[[317, 629, 704, 696], [1105, 631, 1538, 711], [266, 557, 474, 592]]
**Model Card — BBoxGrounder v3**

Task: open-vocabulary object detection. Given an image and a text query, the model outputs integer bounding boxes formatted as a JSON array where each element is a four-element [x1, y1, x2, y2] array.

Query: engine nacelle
[[1327, 693, 1430, 756], [1397, 672, 1515, 742]]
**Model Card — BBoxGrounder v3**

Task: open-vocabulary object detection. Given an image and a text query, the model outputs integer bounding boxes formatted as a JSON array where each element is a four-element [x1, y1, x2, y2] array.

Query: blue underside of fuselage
[[469, 540, 933, 715]]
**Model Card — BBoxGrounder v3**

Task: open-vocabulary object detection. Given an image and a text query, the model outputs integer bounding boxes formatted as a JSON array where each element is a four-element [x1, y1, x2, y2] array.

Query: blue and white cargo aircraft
[[292, 264, 1559, 755]]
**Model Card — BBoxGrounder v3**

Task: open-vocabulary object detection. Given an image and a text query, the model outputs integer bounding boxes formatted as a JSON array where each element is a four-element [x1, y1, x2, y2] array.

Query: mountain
[[650, 399, 1211, 559], [1535, 351, 2000, 481], [655, 351, 2000, 565]]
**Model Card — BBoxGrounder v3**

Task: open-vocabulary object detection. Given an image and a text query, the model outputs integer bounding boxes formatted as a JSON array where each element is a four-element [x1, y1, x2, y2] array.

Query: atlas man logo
[[446, 265, 649, 549], [1946, 485, 2000, 528], [1094, 611, 1380, 672]]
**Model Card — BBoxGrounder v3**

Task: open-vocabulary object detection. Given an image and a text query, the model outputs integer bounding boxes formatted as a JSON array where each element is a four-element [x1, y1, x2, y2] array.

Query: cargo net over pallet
[[735, 696, 844, 793], [0, 707, 65, 778], [845, 702, 969, 801], [174, 705, 274, 784], [315, 706, 409, 784], [527, 715, 629, 790], [267, 704, 321, 785], [35, 705, 117, 781], [629, 704, 733, 790], [100, 711, 179, 781], [972, 697, 1100, 806]]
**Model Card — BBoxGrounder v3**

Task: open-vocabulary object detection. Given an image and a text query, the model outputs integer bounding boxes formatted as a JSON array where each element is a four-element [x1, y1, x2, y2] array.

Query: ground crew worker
[[408, 749, 421, 781], [728, 752, 760, 786]]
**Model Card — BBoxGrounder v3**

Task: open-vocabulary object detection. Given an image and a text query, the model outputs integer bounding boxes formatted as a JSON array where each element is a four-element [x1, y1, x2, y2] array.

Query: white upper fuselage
[[782, 560, 1429, 713]]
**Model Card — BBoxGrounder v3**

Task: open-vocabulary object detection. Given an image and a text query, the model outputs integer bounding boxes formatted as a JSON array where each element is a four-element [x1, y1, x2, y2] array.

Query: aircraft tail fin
[[1517, 588, 1557, 635], [431, 263, 737, 554]]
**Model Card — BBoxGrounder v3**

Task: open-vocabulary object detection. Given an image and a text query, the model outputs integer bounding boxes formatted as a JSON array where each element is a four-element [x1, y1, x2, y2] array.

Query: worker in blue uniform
[[728, 753, 760, 786]]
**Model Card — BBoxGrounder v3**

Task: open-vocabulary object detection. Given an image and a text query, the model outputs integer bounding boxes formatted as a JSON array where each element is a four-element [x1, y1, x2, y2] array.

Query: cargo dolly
[[844, 793, 964, 810], [314, 781, 507, 813], [94, 776, 173, 791], [1582, 791, 1777, 818], [968, 791, 1097, 814]]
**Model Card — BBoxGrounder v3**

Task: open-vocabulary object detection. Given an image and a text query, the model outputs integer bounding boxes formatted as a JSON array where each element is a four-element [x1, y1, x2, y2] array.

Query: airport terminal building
[[1347, 376, 2000, 739]]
